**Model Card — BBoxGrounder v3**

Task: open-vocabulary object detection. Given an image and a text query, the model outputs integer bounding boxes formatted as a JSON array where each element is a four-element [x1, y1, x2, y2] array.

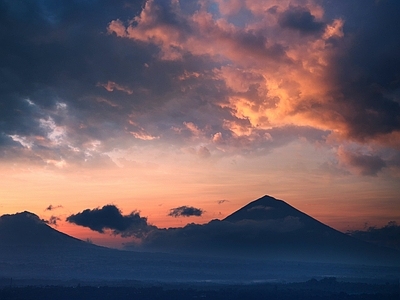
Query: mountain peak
[[223, 195, 302, 223], [249, 195, 283, 205], [0, 211, 43, 224]]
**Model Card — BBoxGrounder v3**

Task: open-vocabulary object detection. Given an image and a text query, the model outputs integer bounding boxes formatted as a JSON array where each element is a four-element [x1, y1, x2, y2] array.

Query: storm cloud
[[168, 206, 204, 217], [66, 205, 155, 237]]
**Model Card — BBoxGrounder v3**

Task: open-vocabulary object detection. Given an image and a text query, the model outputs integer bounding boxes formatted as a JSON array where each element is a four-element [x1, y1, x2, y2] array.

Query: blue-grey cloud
[[338, 147, 387, 176], [168, 206, 204, 217], [0, 0, 152, 166]]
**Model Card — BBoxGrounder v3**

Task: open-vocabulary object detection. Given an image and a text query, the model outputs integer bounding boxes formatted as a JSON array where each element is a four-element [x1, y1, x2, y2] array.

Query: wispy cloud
[[217, 200, 229, 205], [44, 216, 61, 226], [45, 205, 63, 211]]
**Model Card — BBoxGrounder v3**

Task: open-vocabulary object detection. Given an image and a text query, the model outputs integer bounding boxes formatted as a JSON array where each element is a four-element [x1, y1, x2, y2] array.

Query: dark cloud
[[0, 0, 158, 164], [278, 6, 325, 34], [66, 205, 154, 237], [45, 204, 63, 211], [347, 221, 400, 251], [168, 206, 204, 217]]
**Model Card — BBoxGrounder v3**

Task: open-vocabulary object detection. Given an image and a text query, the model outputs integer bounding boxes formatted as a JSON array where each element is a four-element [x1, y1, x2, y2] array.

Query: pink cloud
[[106, 0, 400, 159]]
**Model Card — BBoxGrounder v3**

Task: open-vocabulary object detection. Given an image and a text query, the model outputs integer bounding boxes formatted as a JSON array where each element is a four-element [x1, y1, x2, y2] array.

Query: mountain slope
[[0, 211, 106, 271]]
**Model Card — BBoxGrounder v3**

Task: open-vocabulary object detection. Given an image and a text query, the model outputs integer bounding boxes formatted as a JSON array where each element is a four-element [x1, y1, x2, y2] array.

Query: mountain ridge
[[128, 195, 400, 266], [0, 195, 399, 282], [1, 196, 400, 266]]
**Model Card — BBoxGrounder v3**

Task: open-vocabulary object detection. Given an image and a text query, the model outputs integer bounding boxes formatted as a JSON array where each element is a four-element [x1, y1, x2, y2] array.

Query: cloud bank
[[125, 217, 304, 254], [347, 221, 400, 251]]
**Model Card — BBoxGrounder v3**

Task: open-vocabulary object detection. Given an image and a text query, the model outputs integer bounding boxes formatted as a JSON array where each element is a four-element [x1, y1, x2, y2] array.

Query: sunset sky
[[1, 0, 399, 248]]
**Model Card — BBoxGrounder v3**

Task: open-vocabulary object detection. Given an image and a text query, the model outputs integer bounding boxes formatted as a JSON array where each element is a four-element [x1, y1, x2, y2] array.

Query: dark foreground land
[[0, 278, 398, 300]]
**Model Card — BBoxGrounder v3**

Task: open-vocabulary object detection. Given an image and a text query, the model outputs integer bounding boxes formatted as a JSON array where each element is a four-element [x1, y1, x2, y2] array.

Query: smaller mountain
[[0, 211, 94, 250], [0, 211, 86, 246], [0, 211, 104, 268]]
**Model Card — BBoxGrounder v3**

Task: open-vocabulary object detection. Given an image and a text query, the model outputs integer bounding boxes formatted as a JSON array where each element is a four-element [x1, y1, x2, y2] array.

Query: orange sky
[[0, 0, 399, 249]]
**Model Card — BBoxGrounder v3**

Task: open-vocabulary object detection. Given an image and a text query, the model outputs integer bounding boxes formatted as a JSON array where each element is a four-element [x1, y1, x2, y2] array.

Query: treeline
[[0, 283, 398, 300]]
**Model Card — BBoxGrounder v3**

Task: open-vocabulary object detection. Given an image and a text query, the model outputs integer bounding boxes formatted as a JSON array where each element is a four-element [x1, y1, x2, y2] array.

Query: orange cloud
[[106, 0, 400, 165], [107, 0, 348, 138], [98, 81, 133, 95]]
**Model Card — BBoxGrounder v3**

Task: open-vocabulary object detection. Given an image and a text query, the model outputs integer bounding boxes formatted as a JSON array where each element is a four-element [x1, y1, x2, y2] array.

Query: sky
[[0, 0, 399, 248]]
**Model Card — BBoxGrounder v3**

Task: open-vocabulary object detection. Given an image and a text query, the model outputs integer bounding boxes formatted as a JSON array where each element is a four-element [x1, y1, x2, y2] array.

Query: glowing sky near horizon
[[0, 0, 399, 248]]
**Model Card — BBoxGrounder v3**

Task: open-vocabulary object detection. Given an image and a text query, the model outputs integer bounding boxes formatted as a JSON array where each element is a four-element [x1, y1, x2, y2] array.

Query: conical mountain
[[220, 195, 400, 264], [223, 195, 345, 238]]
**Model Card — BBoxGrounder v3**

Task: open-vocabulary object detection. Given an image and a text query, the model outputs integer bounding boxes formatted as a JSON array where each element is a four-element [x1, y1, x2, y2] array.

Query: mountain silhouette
[[0, 211, 188, 281], [0, 196, 399, 282]]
